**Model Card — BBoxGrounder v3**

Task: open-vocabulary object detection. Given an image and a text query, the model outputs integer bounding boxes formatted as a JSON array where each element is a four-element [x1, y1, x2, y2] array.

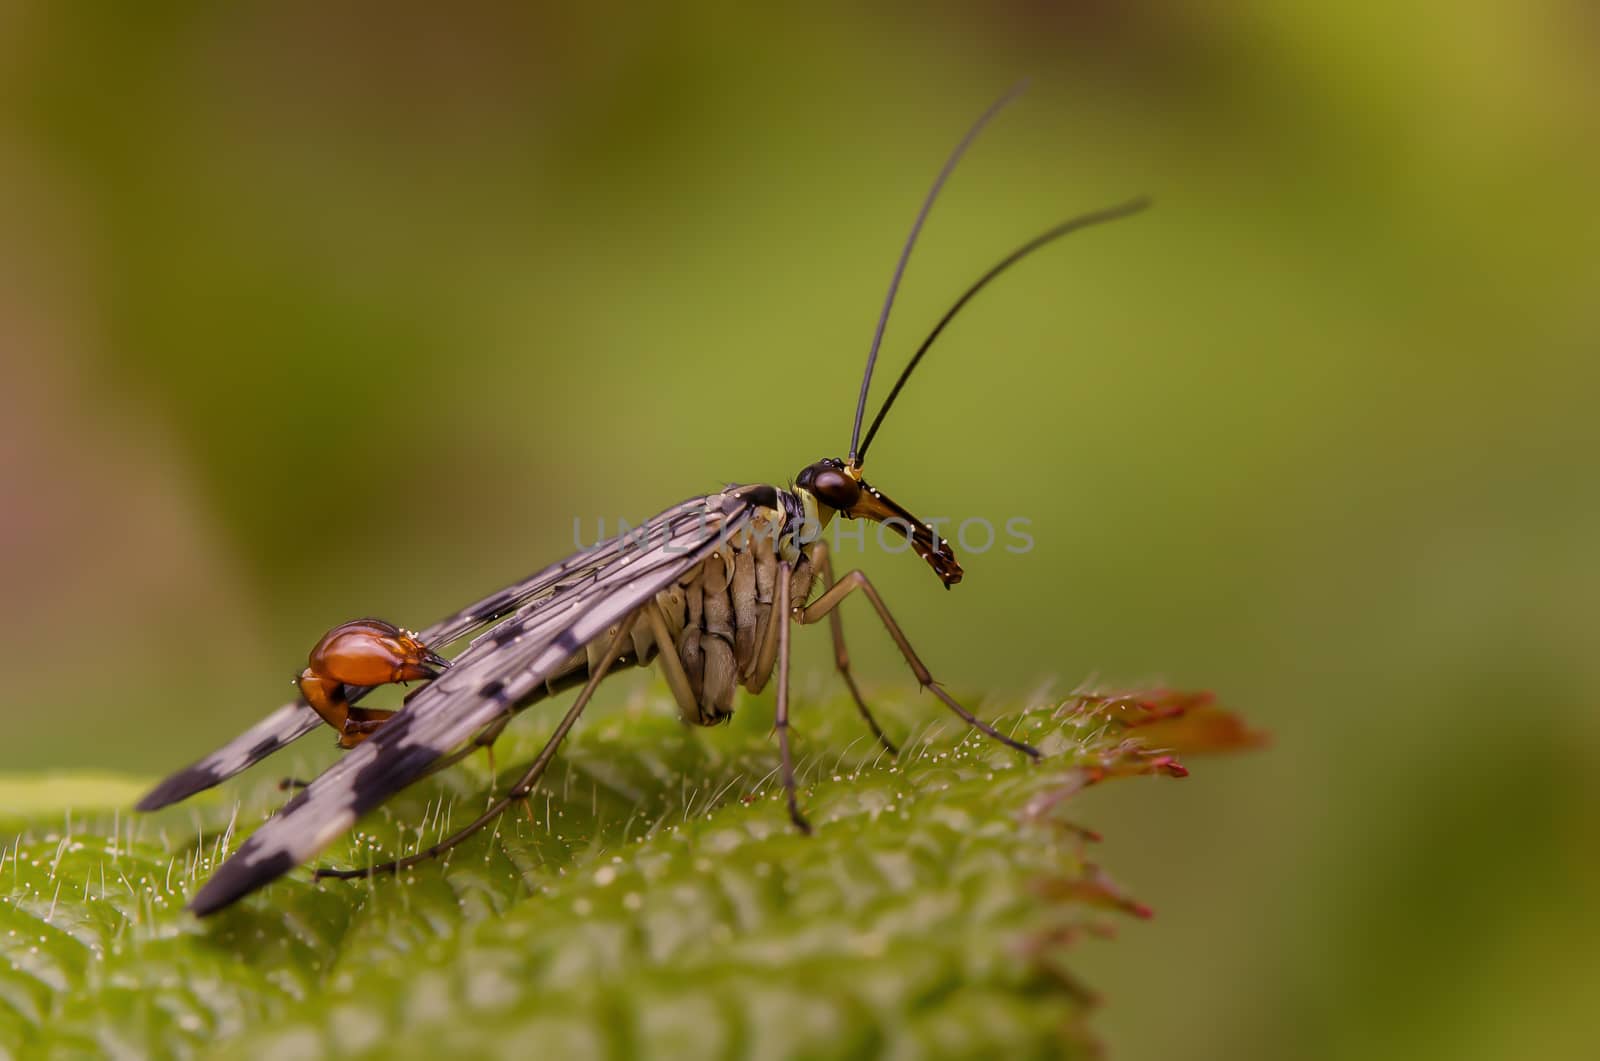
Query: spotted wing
[[136, 494, 726, 812], [188, 489, 758, 914], [134, 703, 327, 813]]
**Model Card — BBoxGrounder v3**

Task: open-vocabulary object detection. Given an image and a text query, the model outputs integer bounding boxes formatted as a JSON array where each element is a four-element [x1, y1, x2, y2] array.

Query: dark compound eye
[[810, 467, 861, 510]]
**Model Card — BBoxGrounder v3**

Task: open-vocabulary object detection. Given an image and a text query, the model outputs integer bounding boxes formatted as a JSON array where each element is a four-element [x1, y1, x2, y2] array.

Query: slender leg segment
[[313, 613, 640, 880], [339, 705, 396, 740], [774, 561, 810, 833], [644, 601, 700, 718], [275, 704, 398, 791], [797, 570, 1042, 760], [811, 542, 898, 756]]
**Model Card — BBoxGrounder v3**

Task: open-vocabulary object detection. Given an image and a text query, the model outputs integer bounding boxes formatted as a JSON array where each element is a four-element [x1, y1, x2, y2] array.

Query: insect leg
[[743, 582, 783, 694], [472, 715, 512, 810], [774, 560, 811, 833], [328, 659, 637, 816], [272, 706, 394, 792], [313, 613, 640, 880], [338, 705, 396, 745], [453, 715, 538, 819], [288, 713, 509, 803], [809, 541, 899, 756], [643, 601, 701, 721], [796, 571, 1042, 760]]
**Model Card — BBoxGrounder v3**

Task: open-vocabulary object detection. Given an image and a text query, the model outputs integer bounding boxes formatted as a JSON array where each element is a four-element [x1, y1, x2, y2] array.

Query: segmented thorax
[[652, 498, 814, 725]]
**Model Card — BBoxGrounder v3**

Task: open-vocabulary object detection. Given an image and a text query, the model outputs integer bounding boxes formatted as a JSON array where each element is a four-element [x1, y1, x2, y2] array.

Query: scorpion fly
[[139, 83, 1149, 915]]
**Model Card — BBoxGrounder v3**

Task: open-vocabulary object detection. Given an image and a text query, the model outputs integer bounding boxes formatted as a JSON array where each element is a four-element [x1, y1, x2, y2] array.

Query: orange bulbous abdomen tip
[[306, 618, 449, 688]]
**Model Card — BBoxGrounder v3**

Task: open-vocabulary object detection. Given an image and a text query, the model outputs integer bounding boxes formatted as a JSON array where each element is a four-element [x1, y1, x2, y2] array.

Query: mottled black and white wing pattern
[[136, 493, 732, 812], [135, 703, 326, 812], [187, 489, 758, 914]]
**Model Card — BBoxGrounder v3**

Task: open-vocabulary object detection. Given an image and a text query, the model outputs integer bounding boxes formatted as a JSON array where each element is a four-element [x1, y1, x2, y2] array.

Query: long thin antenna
[[855, 196, 1151, 463], [847, 80, 1030, 465]]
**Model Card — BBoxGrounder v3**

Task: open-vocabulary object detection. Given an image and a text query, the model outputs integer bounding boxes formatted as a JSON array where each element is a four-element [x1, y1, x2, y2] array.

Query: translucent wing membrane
[[133, 703, 327, 813], [137, 492, 751, 812], [187, 490, 758, 914]]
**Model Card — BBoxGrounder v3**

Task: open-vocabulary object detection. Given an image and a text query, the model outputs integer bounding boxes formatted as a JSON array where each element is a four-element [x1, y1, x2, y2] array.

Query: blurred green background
[[2, 3, 1597, 1058]]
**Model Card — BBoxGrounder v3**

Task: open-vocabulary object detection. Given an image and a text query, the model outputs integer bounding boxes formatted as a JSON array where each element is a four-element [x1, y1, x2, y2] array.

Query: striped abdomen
[[504, 503, 814, 727]]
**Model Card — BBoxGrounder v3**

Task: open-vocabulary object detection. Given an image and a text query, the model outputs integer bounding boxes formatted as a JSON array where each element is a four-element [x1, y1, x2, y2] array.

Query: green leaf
[[1, 689, 1258, 1059]]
